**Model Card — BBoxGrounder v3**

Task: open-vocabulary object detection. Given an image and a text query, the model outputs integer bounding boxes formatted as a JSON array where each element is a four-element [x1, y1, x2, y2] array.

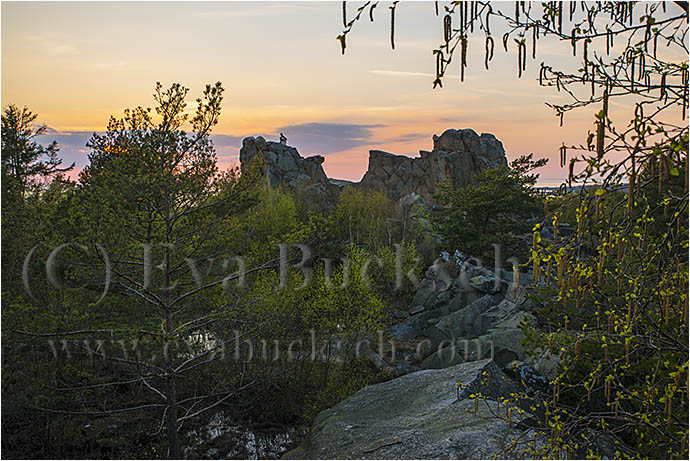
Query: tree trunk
[[164, 179, 179, 459], [166, 364, 179, 459], [165, 303, 178, 458]]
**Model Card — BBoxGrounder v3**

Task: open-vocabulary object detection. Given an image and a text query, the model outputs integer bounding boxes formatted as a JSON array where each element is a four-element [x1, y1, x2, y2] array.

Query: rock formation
[[239, 136, 328, 188], [287, 250, 628, 459], [238, 128, 508, 203], [380, 249, 544, 376], [360, 129, 507, 203], [284, 359, 530, 460]]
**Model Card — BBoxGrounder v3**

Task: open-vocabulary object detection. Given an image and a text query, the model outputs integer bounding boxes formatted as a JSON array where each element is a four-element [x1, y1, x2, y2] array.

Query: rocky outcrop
[[239, 136, 328, 188], [238, 128, 507, 203], [378, 250, 536, 375], [359, 129, 507, 203], [289, 355, 626, 460], [284, 359, 530, 460], [287, 248, 633, 459]]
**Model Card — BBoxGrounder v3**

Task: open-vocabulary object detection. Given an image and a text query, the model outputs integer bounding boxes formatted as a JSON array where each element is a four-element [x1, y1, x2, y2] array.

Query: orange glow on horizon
[[3, 1, 686, 185]]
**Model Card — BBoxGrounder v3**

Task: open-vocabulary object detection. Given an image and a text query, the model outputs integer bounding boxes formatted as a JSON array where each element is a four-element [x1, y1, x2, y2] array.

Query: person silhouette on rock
[[279, 133, 287, 145]]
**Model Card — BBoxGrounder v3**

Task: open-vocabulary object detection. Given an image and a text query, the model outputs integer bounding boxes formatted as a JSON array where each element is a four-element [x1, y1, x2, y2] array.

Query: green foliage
[[1, 104, 74, 199], [326, 186, 396, 250], [524, 155, 688, 458], [1, 94, 407, 458], [434, 154, 546, 262]]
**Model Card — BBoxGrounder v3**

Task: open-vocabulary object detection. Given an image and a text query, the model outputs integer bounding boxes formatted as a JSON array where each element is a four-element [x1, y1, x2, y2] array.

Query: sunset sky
[[2, 1, 687, 184]]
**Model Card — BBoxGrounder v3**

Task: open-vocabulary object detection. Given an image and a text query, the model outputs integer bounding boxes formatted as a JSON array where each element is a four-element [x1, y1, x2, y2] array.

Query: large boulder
[[434, 294, 503, 340], [239, 136, 328, 188], [284, 359, 527, 459], [432, 129, 507, 168], [359, 129, 507, 203]]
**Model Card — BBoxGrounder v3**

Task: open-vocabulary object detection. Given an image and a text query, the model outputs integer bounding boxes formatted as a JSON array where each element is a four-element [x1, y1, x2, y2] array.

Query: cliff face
[[239, 128, 508, 203], [359, 129, 507, 203]]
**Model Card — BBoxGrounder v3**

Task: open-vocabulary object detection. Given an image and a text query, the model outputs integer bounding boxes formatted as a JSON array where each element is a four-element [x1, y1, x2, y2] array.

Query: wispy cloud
[[197, 3, 329, 18], [212, 134, 247, 162], [275, 122, 385, 155], [378, 132, 428, 144], [35, 129, 96, 173], [370, 70, 435, 78], [367, 38, 434, 51], [90, 61, 129, 71], [24, 34, 77, 56], [35, 123, 386, 177]]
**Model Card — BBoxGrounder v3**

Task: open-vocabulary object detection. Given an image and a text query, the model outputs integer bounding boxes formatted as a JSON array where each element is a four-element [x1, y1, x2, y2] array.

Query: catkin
[[390, 2, 397, 50], [627, 154, 635, 215], [443, 14, 451, 43], [597, 260, 603, 287], [587, 378, 594, 401], [667, 394, 672, 431], [532, 25, 537, 59], [597, 88, 608, 159], [460, 37, 468, 81], [605, 379, 611, 403], [659, 152, 665, 196], [630, 54, 636, 91], [533, 232, 540, 279], [638, 53, 645, 82], [517, 41, 526, 78], [664, 290, 670, 327], [608, 311, 613, 335], [571, 28, 577, 56], [546, 259, 552, 283], [485, 36, 494, 70], [606, 27, 611, 55]]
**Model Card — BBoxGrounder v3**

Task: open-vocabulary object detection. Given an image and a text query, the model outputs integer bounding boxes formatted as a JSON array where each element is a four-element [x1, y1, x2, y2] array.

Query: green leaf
[[595, 189, 606, 196], [669, 167, 679, 176]]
